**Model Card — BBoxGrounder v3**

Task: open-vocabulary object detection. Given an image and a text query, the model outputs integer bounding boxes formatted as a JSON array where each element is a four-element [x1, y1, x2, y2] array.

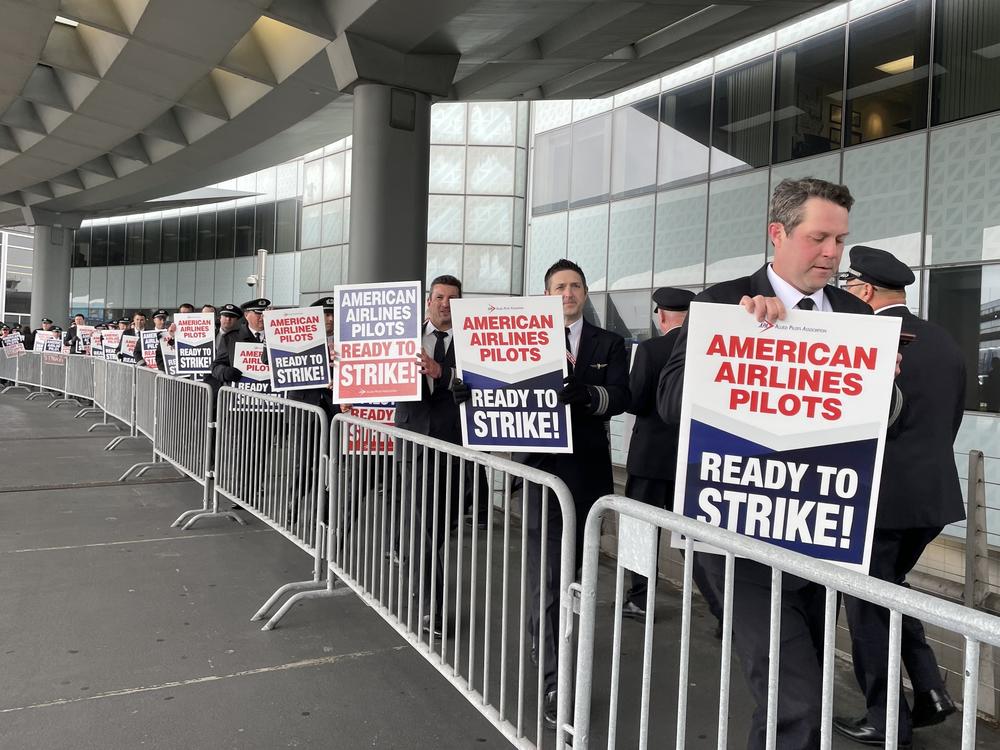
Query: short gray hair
[[768, 178, 854, 234]]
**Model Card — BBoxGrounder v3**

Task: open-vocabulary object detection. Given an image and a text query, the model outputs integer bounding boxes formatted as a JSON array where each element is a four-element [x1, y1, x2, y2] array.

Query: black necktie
[[565, 327, 574, 375], [432, 330, 448, 364], [796, 297, 816, 311], [254, 331, 262, 343]]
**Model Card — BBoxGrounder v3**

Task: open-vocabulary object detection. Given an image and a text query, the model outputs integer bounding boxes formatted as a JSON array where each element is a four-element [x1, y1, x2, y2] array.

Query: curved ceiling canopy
[[0, 0, 827, 227]]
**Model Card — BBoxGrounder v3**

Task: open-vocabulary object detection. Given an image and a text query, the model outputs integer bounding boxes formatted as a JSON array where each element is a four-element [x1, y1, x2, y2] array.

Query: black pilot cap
[[152, 309, 169, 319], [219, 303, 244, 319], [652, 287, 695, 312], [241, 297, 271, 313], [41, 318, 53, 324], [311, 297, 336, 311], [841, 246, 915, 290]]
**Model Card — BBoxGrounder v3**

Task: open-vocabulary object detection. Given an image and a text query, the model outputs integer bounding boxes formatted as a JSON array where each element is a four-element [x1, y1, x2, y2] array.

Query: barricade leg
[[2, 383, 30, 395], [47, 395, 80, 409], [88, 413, 122, 433], [26, 389, 54, 401], [75, 402, 101, 418], [175, 482, 245, 529], [120, 456, 183, 482]]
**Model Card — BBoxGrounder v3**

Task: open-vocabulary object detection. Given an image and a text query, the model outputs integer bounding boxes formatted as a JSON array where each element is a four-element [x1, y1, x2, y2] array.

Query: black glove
[[222, 366, 243, 382], [452, 379, 471, 405], [558, 376, 592, 406]]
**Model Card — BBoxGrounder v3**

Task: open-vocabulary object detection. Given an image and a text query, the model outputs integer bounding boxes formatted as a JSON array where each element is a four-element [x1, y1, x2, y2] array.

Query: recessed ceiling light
[[875, 55, 914, 75], [54, 16, 79, 27]]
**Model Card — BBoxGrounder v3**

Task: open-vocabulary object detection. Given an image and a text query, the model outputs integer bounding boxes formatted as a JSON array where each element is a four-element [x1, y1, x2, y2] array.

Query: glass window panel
[[428, 146, 466, 194], [608, 195, 655, 290], [712, 56, 774, 176], [89, 266, 107, 308], [319, 245, 345, 291], [105, 265, 125, 308], [514, 147, 527, 198], [196, 211, 216, 260], [160, 216, 178, 263], [466, 146, 515, 194], [269, 254, 295, 305], [573, 98, 613, 122], [531, 127, 572, 214], [533, 100, 572, 134], [772, 27, 846, 162], [73, 226, 91, 267], [926, 115, 1000, 265], [845, 0, 931, 146], [516, 101, 529, 147], [108, 221, 126, 266], [176, 262, 196, 306], [256, 167, 276, 201], [254, 202, 275, 253], [194, 260, 214, 305], [841, 133, 925, 268], [321, 200, 344, 246], [125, 221, 143, 265], [303, 159, 323, 204], [567, 204, 609, 293], [469, 102, 516, 145], [932, 0, 1000, 125], [927, 264, 994, 411], [569, 113, 612, 207], [322, 153, 345, 201], [465, 196, 513, 245], [91, 222, 108, 266], [234, 205, 255, 257], [611, 97, 658, 199], [344, 197, 350, 242], [276, 162, 298, 199], [124, 266, 141, 308], [141, 218, 161, 264], [426, 244, 464, 287], [214, 258, 234, 305], [607, 290, 657, 344], [140, 264, 159, 308], [705, 169, 769, 282], [216, 208, 235, 258], [178, 213, 197, 262], [513, 197, 525, 246], [4, 247, 31, 313], [157, 263, 177, 309], [511, 245, 524, 295], [463, 245, 512, 294], [236, 173, 256, 194], [275, 199, 297, 253], [71, 268, 89, 309], [583, 292, 605, 327], [427, 194, 465, 243], [526, 212, 568, 294], [300, 248, 322, 294], [344, 149, 352, 195], [654, 183, 707, 287], [431, 102, 467, 144]]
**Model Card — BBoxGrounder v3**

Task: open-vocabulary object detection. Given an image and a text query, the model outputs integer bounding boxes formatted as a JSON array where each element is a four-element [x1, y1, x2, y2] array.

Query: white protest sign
[[139, 330, 162, 368], [33, 330, 57, 352], [101, 330, 122, 361], [451, 296, 572, 453], [3, 333, 24, 357], [120, 334, 139, 363], [263, 307, 330, 392], [333, 281, 422, 403], [174, 313, 215, 374], [673, 302, 901, 574]]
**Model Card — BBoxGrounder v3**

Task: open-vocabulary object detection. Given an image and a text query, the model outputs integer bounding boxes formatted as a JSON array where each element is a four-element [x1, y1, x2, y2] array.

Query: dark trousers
[[700, 557, 825, 750], [844, 526, 945, 741]]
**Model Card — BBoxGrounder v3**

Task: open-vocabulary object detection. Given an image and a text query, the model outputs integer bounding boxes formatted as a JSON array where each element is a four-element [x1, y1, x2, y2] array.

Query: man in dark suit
[[286, 297, 337, 422], [624, 287, 726, 627], [116, 311, 146, 363], [210, 298, 269, 391], [834, 246, 965, 747], [64, 313, 87, 354], [657, 178, 903, 750], [519, 258, 630, 726], [394, 275, 480, 638]]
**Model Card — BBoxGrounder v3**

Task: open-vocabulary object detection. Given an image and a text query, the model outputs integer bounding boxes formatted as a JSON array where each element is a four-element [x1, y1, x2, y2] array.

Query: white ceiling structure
[[0, 0, 830, 227]]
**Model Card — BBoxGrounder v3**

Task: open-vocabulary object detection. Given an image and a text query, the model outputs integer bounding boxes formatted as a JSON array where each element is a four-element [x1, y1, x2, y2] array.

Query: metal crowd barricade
[[102, 359, 139, 449], [117, 366, 177, 484], [41, 352, 78, 408], [64, 355, 101, 418], [569, 495, 1000, 750], [261, 413, 577, 749], [0, 348, 18, 388], [88, 357, 121, 433], [209, 387, 326, 610], [18, 350, 47, 400]]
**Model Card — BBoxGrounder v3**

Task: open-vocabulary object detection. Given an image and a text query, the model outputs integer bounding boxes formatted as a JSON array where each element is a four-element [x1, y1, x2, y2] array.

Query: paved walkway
[[1, 391, 994, 749]]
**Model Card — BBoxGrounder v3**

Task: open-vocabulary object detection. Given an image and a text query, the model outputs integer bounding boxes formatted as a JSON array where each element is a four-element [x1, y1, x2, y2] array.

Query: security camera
[[246, 274, 258, 288]]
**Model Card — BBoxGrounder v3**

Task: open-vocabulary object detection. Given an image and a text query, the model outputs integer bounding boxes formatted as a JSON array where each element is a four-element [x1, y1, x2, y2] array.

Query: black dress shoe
[[421, 614, 443, 639], [911, 688, 957, 728], [833, 716, 911, 748], [543, 690, 557, 729], [622, 601, 646, 622]]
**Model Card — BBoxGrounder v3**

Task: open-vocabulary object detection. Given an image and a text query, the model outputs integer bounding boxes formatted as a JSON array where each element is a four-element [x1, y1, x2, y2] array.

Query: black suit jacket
[[394, 331, 462, 446], [657, 265, 894, 589], [116, 327, 143, 363], [626, 327, 682, 481], [875, 306, 965, 529], [209, 323, 261, 392], [518, 319, 630, 511]]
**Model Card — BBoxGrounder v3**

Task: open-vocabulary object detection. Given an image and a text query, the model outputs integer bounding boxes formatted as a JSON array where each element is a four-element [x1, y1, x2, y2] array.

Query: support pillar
[[348, 84, 432, 284], [30, 225, 72, 329]]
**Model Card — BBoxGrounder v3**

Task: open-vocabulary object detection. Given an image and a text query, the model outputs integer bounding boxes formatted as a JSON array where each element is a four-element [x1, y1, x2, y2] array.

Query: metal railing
[[102, 359, 137, 449], [18, 350, 45, 400], [0, 348, 18, 385], [87, 357, 121, 433], [40, 352, 78, 408], [133, 366, 157, 441], [259, 414, 578, 749], [569, 496, 1000, 750], [64, 355, 101, 418]]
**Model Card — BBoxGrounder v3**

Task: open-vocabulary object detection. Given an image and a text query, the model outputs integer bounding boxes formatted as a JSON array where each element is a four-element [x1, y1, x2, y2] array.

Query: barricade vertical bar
[[764, 569, 782, 750], [820, 587, 838, 750], [452, 457, 466, 671], [885, 609, 903, 750], [608, 561, 625, 747], [440, 455, 454, 656], [468, 465, 482, 687], [674, 538, 694, 750], [484, 464, 496, 705], [963, 638, 980, 750], [499, 471, 512, 721], [537, 484, 549, 745], [717, 552, 736, 749], [516, 473, 528, 739]]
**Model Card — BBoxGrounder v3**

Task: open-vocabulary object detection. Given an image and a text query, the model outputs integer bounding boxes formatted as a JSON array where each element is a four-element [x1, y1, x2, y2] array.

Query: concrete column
[[347, 83, 432, 284], [30, 225, 72, 328]]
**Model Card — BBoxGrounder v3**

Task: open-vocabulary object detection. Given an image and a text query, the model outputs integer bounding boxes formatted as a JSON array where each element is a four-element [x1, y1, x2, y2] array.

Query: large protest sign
[[120, 334, 139, 364], [340, 402, 395, 455], [234, 343, 272, 394], [32, 330, 57, 352], [77, 325, 95, 355], [333, 281, 422, 404], [91, 330, 104, 359], [263, 307, 330, 392], [672, 303, 901, 573], [159, 339, 178, 376], [101, 330, 122, 361], [3, 333, 24, 358], [139, 330, 162, 368], [451, 296, 572, 453], [42, 337, 65, 365], [174, 313, 215, 374]]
